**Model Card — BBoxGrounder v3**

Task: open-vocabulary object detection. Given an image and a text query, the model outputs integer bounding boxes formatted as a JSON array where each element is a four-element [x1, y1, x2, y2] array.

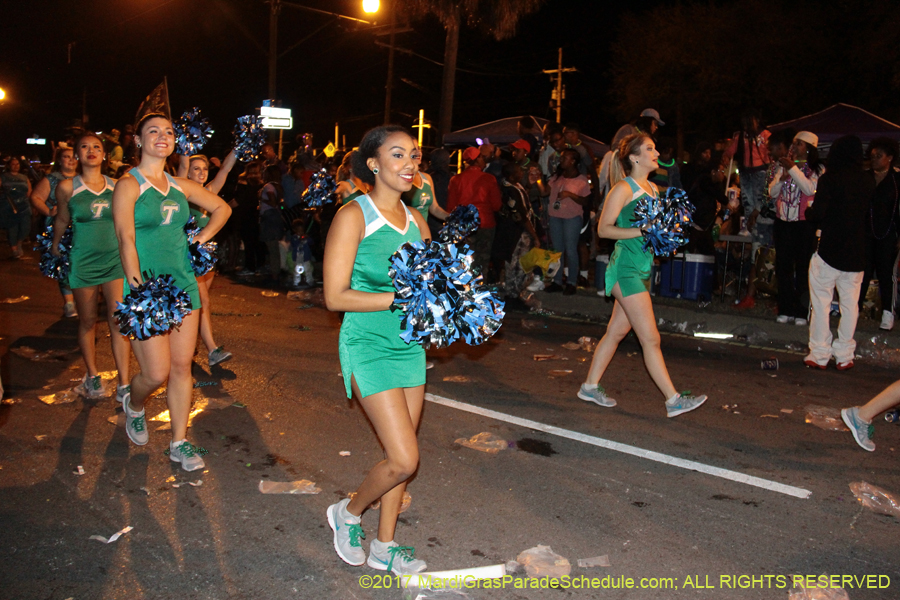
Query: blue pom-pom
[[631, 187, 696, 256], [174, 107, 214, 156], [36, 222, 72, 281], [232, 115, 267, 162], [184, 216, 217, 276], [115, 273, 193, 340], [389, 240, 504, 348], [301, 169, 337, 208], [437, 204, 480, 244]]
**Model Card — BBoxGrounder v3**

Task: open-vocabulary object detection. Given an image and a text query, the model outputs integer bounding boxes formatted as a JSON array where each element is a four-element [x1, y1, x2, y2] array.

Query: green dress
[[401, 175, 434, 221], [68, 176, 124, 289], [338, 195, 426, 398], [127, 169, 200, 310], [605, 177, 656, 298]]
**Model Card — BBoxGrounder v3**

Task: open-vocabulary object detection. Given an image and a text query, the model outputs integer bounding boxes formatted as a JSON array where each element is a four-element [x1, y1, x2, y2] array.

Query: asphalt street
[[1, 251, 899, 600]]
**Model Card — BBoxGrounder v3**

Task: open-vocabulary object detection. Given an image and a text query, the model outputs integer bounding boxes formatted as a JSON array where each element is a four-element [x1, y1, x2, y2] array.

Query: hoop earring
[[372, 167, 379, 175]]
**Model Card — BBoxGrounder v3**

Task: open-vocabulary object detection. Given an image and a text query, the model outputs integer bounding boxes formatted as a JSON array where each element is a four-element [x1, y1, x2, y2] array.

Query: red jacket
[[447, 166, 502, 228]]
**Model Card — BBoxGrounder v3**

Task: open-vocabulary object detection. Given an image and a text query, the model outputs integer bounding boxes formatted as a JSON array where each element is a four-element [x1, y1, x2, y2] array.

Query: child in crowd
[[289, 218, 315, 289]]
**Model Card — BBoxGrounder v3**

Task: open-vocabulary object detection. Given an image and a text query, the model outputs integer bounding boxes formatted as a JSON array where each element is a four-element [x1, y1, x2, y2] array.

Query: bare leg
[[613, 287, 678, 400], [585, 294, 633, 385], [196, 272, 217, 352], [164, 310, 200, 442], [858, 380, 900, 422], [128, 334, 171, 412], [101, 279, 131, 387], [346, 377, 424, 544], [72, 286, 100, 377]]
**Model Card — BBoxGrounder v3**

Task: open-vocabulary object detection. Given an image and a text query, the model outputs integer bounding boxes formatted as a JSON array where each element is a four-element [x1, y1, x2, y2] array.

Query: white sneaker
[[795, 318, 808, 326], [63, 301, 78, 318], [526, 279, 545, 292], [168, 440, 206, 471], [367, 539, 427, 576], [776, 315, 794, 324], [880, 310, 894, 331], [78, 374, 107, 399]]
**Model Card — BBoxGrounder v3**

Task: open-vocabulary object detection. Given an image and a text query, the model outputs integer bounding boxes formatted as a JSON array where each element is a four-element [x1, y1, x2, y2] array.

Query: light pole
[[267, 1, 377, 100]]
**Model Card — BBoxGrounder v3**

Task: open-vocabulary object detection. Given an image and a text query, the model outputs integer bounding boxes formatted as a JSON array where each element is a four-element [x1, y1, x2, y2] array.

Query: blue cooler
[[658, 253, 715, 300], [594, 255, 609, 293]]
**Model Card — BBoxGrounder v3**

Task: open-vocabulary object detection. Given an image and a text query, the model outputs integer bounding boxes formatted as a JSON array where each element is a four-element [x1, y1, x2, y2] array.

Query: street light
[[0, 88, 6, 102], [362, 0, 379, 13]]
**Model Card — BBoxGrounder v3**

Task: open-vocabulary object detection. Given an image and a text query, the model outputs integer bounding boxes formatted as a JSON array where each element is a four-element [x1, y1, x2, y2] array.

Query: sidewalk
[[525, 286, 900, 361]]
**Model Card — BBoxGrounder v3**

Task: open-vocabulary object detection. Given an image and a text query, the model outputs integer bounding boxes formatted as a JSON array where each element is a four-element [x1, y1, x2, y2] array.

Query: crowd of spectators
[[4, 111, 900, 354]]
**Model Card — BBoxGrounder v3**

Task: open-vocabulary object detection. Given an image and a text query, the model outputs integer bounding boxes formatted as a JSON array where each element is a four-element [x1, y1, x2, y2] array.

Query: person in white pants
[[803, 135, 874, 370]]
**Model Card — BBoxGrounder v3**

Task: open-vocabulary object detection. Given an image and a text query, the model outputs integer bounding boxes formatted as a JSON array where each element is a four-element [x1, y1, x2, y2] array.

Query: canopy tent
[[768, 103, 900, 152], [443, 115, 610, 158]]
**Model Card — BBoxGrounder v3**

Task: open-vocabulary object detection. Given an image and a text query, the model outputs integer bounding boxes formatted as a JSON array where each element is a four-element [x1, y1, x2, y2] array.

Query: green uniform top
[[338, 195, 425, 398], [401, 174, 434, 221], [189, 206, 210, 228], [68, 175, 124, 289], [605, 177, 657, 298], [128, 169, 200, 310]]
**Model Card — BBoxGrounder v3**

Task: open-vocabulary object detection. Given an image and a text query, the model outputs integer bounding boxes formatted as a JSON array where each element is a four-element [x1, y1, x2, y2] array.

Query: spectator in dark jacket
[[803, 135, 874, 370]]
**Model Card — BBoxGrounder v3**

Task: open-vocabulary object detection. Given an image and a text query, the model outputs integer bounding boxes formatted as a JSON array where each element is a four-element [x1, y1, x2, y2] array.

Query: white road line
[[425, 393, 812, 499]]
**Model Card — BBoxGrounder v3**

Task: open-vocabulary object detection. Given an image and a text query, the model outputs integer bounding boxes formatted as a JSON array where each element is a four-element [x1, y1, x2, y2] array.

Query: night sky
[[0, 0, 892, 160]]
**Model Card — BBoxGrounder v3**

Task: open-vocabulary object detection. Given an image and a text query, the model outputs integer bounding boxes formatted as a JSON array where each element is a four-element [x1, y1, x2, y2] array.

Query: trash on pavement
[[533, 354, 565, 361], [804, 405, 849, 431], [856, 334, 900, 367], [516, 545, 571, 578], [172, 479, 203, 488], [0, 296, 29, 304], [442, 375, 470, 382], [731, 324, 769, 345], [259, 480, 321, 494], [505, 560, 521, 574], [89, 525, 133, 544], [193, 381, 218, 388], [849, 482, 900, 518], [788, 575, 850, 599], [761, 358, 779, 370], [578, 336, 598, 352], [1, 398, 19, 405], [74, 466, 85, 476], [548, 369, 573, 377], [521, 318, 547, 329], [760, 414, 780, 418], [261, 290, 279, 297], [39, 389, 79, 405], [561, 341, 582, 350], [577, 555, 611, 568], [455, 432, 509, 454], [339, 451, 351, 456], [781, 408, 794, 414], [35, 435, 47, 441]]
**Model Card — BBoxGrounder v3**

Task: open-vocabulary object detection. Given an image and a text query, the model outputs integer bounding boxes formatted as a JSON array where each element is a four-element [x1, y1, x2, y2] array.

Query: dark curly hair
[[351, 125, 412, 186]]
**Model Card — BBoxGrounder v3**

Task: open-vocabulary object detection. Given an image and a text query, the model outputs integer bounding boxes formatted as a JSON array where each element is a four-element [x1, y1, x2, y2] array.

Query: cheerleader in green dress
[[112, 114, 231, 471], [324, 126, 429, 576], [52, 133, 131, 402], [177, 151, 238, 367], [578, 133, 707, 417]]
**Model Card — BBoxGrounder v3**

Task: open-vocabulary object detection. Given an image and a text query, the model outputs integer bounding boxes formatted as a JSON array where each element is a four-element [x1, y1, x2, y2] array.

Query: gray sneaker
[[367, 540, 427, 576], [577, 383, 617, 407], [665, 392, 707, 418], [327, 498, 366, 566], [124, 399, 149, 446], [842, 407, 875, 452], [168, 440, 206, 471], [208, 346, 233, 367], [79, 374, 107, 399], [116, 385, 131, 408]]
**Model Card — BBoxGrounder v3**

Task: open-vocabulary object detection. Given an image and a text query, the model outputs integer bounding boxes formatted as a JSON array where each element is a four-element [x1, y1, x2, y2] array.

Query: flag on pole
[[134, 78, 171, 127]]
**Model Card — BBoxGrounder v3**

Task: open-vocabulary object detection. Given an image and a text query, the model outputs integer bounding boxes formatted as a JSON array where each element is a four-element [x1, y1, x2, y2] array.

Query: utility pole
[[268, 0, 281, 99], [542, 48, 576, 123], [413, 109, 431, 146]]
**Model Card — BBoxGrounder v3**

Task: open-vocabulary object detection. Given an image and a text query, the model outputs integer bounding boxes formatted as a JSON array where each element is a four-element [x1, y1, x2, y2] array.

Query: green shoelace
[[164, 442, 209, 457], [130, 414, 146, 433], [347, 523, 365, 548], [385, 545, 416, 572]]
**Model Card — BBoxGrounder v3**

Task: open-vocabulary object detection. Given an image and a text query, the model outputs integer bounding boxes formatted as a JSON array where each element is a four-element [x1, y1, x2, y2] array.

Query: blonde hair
[[609, 133, 652, 187]]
